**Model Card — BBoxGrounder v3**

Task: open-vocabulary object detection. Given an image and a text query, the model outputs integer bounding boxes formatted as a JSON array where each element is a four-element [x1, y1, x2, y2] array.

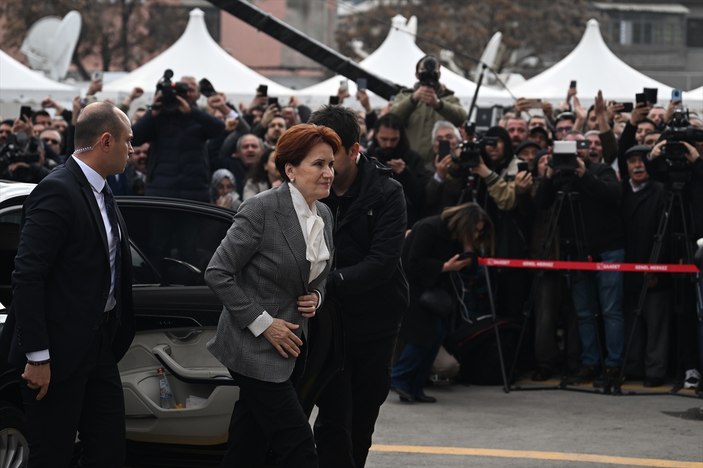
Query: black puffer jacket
[[323, 155, 409, 343], [133, 106, 225, 202]]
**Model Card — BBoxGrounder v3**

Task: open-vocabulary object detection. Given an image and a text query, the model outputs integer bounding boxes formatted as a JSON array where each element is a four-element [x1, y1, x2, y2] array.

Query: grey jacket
[[205, 182, 334, 382]]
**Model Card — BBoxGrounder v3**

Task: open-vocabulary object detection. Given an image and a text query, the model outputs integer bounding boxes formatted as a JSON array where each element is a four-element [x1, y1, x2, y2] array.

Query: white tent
[[686, 85, 703, 107], [296, 15, 512, 110], [0, 49, 78, 104], [510, 19, 683, 107], [103, 9, 293, 103]]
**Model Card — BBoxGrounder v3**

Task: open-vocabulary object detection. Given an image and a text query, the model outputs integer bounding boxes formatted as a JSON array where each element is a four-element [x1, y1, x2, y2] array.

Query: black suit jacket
[[6, 156, 134, 383]]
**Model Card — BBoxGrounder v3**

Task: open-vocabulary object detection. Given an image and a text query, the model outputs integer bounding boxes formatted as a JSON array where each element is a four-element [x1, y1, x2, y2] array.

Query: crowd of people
[[3, 54, 703, 467]]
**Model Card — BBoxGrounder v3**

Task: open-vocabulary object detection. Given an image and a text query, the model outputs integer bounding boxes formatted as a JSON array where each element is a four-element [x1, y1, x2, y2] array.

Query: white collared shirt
[[246, 184, 330, 337], [73, 156, 120, 312]]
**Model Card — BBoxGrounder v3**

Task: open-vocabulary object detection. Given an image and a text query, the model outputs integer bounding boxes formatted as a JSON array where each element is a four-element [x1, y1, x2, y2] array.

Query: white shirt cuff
[[247, 311, 274, 337], [26, 350, 50, 362], [433, 172, 444, 183]]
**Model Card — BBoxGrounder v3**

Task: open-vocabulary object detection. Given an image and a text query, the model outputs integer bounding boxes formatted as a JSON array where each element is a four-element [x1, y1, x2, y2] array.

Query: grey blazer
[[205, 182, 334, 383]]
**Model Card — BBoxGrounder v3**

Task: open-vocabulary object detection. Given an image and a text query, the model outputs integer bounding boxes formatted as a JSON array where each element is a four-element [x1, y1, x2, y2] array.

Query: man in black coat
[[132, 85, 225, 202], [308, 106, 408, 468], [536, 139, 625, 387], [620, 145, 672, 386], [365, 113, 431, 227], [4, 101, 135, 467]]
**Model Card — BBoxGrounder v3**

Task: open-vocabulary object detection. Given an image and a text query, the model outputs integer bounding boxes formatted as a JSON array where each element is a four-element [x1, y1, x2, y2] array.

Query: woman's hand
[[263, 319, 302, 358], [297, 293, 319, 318], [442, 254, 473, 272]]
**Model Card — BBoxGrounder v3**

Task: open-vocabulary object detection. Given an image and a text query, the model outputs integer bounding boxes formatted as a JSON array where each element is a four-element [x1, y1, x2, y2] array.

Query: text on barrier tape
[[478, 258, 700, 273]]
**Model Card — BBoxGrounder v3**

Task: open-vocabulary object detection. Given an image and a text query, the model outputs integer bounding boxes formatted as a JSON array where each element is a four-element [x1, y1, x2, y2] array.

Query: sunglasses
[[42, 138, 60, 145]]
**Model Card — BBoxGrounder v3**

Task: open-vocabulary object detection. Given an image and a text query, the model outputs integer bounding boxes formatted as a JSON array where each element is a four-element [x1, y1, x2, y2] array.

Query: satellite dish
[[20, 10, 81, 80], [350, 39, 369, 60], [473, 32, 504, 81], [439, 49, 464, 76]]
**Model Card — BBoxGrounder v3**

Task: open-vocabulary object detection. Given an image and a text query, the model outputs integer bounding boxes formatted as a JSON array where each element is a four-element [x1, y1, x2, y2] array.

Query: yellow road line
[[370, 445, 703, 467]]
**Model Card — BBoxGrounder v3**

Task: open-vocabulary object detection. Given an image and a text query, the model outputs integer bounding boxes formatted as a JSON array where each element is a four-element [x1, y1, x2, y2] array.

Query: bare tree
[[335, 0, 595, 77], [0, 0, 186, 79]]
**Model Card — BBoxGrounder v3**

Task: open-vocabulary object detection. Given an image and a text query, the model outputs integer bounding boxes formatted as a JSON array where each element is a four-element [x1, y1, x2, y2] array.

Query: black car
[[0, 182, 240, 467]]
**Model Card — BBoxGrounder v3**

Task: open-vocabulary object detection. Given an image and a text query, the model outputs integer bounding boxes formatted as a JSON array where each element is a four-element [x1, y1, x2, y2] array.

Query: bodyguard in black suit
[[6, 101, 135, 467]]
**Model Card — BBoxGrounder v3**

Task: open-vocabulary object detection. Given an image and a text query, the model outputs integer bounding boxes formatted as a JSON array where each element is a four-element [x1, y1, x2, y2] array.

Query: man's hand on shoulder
[[22, 362, 51, 400]]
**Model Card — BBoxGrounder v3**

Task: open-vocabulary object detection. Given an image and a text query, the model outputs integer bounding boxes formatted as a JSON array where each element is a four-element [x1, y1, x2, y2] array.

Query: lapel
[[274, 183, 310, 290], [65, 157, 110, 259]]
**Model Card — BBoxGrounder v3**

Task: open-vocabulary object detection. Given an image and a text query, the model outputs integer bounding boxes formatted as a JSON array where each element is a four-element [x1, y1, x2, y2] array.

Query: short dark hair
[[74, 101, 124, 148], [1, 119, 13, 127], [637, 118, 657, 129], [275, 124, 341, 182], [373, 113, 409, 153], [308, 105, 359, 152], [32, 110, 50, 123]]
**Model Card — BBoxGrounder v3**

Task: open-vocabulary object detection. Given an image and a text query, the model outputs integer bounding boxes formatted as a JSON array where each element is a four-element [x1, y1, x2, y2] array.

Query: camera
[[155, 69, 190, 113], [450, 137, 498, 175], [418, 57, 440, 89], [660, 109, 703, 170], [550, 141, 578, 175], [0, 134, 41, 169]]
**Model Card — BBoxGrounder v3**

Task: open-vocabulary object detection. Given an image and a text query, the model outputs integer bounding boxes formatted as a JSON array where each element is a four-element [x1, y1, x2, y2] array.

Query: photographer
[[645, 122, 703, 389], [536, 139, 625, 387], [367, 113, 431, 226], [391, 55, 467, 166], [132, 70, 225, 202], [469, 126, 534, 320], [620, 145, 672, 386]]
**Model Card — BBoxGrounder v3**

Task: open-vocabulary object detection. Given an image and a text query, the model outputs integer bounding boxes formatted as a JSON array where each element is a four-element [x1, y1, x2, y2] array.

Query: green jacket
[[390, 85, 467, 166]]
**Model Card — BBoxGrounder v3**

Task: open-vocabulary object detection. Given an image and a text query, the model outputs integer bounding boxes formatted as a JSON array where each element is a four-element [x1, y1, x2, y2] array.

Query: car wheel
[[0, 404, 29, 468]]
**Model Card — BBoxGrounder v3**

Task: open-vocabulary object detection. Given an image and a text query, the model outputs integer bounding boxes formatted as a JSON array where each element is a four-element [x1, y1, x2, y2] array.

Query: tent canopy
[[0, 49, 78, 104], [296, 15, 511, 110], [510, 19, 678, 106], [103, 9, 293, 102]]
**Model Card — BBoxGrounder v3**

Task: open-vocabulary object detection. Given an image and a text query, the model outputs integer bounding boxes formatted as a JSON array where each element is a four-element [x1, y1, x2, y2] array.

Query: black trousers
[[220, 372, 317, 468], [21, 316, 125, 468], [313, 336, 396, 468]]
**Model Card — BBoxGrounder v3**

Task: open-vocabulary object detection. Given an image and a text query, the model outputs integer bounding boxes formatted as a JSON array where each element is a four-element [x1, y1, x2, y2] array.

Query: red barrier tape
[[478, 257, 700, 273]]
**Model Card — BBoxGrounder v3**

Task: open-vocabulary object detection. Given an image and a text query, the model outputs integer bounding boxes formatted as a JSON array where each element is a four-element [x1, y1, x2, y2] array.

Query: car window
[[120, 204, 231, 286], [0, 208, 21, 306]]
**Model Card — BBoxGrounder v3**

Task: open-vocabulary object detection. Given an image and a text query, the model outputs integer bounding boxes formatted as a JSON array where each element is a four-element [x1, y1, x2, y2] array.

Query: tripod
[[508, 183, 607, 393], [619, 185, 700, 397]]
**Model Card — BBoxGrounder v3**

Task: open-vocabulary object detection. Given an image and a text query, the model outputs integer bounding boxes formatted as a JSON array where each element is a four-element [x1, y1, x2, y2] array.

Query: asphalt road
[[362, 381, 703, 467]]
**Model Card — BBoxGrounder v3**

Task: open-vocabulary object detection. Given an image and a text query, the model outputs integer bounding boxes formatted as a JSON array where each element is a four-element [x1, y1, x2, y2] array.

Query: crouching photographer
[[132, 69, 225, 202]]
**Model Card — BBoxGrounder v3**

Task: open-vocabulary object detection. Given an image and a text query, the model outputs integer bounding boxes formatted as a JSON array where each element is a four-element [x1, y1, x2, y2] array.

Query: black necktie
[[102, 184, 121, 307]]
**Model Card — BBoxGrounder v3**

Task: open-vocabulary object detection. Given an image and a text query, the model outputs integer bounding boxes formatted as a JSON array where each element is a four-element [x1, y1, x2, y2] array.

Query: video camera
[[155, 69, 190, 113], [0, 134, 41, 169], [450, 137, 498, 177], [418, 56, 440, 89], [661, 109, 703, 162]]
